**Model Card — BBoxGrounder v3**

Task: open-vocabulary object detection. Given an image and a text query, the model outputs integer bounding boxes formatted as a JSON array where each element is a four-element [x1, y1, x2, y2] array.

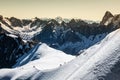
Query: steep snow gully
[[0, 27, 120, 80]]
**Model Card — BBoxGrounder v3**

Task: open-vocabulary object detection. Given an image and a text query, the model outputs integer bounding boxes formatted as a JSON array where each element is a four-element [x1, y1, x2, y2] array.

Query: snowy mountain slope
[[66, 29, 120, 80], [0, 27, 120, 80], [32, 28, 120, 80], [0, 43, 75, 80], [16, 44, 75, 70], [13, 43, 75, 69]]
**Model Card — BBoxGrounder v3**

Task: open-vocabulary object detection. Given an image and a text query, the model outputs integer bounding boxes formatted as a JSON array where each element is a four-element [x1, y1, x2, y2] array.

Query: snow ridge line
[[64, 29, 120, 80]]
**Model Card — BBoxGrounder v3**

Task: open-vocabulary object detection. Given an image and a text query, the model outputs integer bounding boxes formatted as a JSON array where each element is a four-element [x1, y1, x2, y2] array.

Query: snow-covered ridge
[[31, 28, 120, 80], [0, 43, 75, 80], [13, 43, 75, 69]]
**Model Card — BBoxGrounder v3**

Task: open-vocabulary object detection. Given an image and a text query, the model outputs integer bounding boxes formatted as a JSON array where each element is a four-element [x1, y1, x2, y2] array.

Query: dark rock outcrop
[[0, 33, 34, 68], [100, 11, 114, 25], [100, 11, 120, 32], [8, 17, 22, 27], [22, 19, 32, 26]]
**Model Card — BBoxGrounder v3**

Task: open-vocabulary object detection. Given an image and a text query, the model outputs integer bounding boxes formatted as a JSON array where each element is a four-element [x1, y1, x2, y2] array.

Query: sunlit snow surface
[[13, 43, 75, 70], [0, 43, 75, 80], [0, 29, 120, 80], [38, 29, 120, 80]]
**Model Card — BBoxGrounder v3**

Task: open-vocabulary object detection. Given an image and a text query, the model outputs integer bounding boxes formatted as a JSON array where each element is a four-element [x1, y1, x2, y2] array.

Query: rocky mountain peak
[[0, 33, 32, 68], [112, 14, 120, 23], [100, 11, 114, 25], [0, 15, 3, 20]]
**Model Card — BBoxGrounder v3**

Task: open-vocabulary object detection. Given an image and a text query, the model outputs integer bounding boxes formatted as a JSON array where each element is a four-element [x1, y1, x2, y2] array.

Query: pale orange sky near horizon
[[0, 0, 120, 21]]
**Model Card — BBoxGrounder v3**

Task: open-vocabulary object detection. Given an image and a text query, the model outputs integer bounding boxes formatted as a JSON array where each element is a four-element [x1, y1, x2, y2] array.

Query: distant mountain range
[[0, 11, 120, 69]]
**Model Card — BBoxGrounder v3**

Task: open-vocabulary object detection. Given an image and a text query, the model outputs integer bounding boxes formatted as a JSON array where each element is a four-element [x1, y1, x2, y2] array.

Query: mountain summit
[[100, 11, 120, 29], [100, 11, 114, 25]]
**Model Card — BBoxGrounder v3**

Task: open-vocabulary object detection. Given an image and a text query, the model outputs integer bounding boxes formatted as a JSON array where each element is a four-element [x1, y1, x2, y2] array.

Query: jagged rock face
[[22, 19, 32, 26], [8, 17, 22, 27], [100, 11, 114, 25], [0, 26, 3, 33], [0, 33, 32, 68], [112, 14, 120, 27], [100, 11, 120, 32], [33, 19, 111, 54], [6, 17, 32, 27], [0, 15, 3, 20]]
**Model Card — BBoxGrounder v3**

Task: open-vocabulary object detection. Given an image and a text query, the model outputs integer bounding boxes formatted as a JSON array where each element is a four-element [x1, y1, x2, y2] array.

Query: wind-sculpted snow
[[0, 29, 120, 80]]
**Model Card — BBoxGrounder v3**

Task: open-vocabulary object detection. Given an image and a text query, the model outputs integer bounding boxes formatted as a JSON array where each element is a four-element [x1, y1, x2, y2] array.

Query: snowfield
[[0, 43, 75, 80], [0, 29, 120, 80], [13, 43, 75, 70]]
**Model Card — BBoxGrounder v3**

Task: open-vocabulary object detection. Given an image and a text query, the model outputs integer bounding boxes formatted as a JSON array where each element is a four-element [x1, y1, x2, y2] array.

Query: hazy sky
[[0, 0, 120, 20]]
